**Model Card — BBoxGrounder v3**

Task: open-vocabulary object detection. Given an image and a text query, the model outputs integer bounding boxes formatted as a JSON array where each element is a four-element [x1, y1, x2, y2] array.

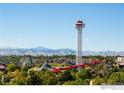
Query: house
[[117, 56, 124, 69], [0, 64, 7, 71]]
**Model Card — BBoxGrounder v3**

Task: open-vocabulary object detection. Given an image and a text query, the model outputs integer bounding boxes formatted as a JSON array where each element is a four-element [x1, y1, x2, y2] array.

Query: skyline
[[0, 4, 124, 51]]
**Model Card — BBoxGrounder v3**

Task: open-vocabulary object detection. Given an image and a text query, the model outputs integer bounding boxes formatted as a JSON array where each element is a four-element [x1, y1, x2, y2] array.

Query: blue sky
[[0, 4, 124, 51]]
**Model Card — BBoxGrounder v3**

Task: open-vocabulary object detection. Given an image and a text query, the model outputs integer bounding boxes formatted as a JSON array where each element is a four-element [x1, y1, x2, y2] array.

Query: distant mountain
[[0, 47, 123, 56]]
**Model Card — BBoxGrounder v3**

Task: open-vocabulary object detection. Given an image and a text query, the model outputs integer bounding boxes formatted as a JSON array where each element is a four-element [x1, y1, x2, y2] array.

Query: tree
[[63, 79, 90, 85], [118, 67, 124, 72], [92, 76, 106, 85], [26, 70, 43, 85], [41, 71, 58, 85], [58, 70, 74, 84], [21, 66, 28, 77], [8, 69, 27, 85], [7, 63, 17, 72], [76, 68, 91, 80], [92, 62, 109, 78], [107, 72, 124, 85], [0, 73, 2, 85], [13, 69, 20, 77], [1, 74, 11, 85], [9, 75, 27, 85]]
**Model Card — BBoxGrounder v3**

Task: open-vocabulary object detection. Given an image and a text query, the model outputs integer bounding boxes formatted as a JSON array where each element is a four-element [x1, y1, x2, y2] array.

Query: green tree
[[7, 63, 17, 72], [0, 72, 4, 85], [21, 66, 28, 77], [9, 75, 27, 85], [1, 74, 11, 85], [92, 76, 106, 85], [107, 72, 124, 85], [41, 71, 58, 85], [58, 70, 74, 84], [63, 79, 90, 85], [76, 68, 91, 80], [26, 70, 43, 85]]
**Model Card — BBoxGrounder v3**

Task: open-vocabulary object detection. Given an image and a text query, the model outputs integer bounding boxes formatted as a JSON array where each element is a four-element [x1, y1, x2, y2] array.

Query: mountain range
[[0, 47, 123, 56]]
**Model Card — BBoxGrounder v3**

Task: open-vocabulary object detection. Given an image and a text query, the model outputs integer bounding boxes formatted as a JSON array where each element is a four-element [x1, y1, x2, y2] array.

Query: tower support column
[[75, 19, 85, 66], [76, 29, 82, 65]]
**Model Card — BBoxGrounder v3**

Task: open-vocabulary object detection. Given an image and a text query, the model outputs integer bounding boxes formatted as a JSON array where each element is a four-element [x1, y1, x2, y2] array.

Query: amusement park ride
[[50, 60, 103, 73], [49, 19, 104, 73], [40, 19, 104, 73]]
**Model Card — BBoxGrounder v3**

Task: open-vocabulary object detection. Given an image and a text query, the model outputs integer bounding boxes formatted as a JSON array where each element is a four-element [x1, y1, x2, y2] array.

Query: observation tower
[[75, 19, 85, 65]]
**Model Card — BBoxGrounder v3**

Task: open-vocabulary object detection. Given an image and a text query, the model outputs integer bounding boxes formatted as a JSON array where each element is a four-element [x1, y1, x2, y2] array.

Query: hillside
[[0, 47, 123, 56]]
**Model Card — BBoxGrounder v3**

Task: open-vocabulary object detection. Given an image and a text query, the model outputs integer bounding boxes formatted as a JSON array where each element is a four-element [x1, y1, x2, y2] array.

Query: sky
[[0, 4, 124, 51]]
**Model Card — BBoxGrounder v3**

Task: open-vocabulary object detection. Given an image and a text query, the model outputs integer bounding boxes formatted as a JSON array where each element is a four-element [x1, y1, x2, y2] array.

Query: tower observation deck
[[75, 19, 85, 65]]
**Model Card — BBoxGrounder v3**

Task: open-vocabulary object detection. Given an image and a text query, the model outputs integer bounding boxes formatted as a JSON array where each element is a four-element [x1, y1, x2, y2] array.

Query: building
[[117, 56, 124, 69], [0, 64, 6, 71]]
